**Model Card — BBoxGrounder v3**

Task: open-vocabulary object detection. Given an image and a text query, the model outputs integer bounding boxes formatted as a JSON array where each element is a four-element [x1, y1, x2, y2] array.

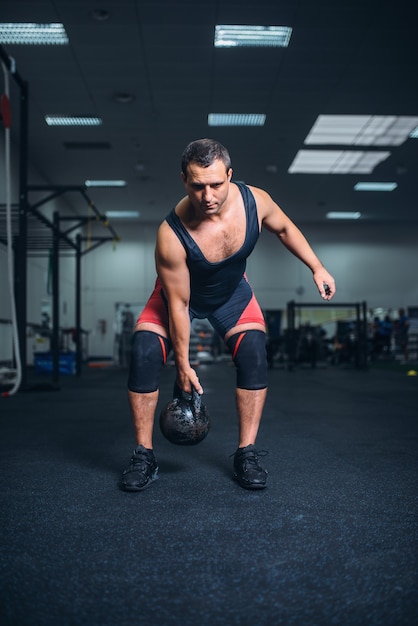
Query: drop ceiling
[[0, 0, 417, 226]]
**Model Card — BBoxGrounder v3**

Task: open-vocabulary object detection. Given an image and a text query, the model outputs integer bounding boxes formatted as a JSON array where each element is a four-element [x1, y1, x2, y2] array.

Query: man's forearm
[[168, 308, 191, 372]]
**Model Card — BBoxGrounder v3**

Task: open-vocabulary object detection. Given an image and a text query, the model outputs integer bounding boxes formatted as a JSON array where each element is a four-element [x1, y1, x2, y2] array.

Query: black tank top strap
[[165, 209, 195, 255], [165, 182, 258, 252]]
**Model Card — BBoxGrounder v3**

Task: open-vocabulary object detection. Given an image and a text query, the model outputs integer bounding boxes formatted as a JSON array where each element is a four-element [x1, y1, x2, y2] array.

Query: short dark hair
[[181, 138, 232, 177]]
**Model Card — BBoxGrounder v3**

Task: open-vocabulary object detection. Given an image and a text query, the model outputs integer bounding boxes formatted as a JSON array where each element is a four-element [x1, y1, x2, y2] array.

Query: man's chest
[[189, 218, 246, 263]]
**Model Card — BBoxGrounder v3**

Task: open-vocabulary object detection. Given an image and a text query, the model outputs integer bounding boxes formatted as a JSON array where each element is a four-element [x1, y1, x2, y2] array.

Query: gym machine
[[286, 300, 368, 371], [1, 44, 119, 392]]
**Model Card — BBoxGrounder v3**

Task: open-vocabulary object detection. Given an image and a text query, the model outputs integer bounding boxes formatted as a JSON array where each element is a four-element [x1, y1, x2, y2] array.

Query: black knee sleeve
[[226, 330, 268, 390], [128, 331, 171, 393]]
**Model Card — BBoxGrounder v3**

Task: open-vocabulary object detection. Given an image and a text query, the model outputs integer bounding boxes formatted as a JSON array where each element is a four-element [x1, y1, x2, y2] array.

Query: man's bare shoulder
[[156, 217, 186, 264], [173, 195, 191, 219], [247, 185, 278, 218], [246, 184, 290, 233], [247, 184, 272, 204], [157, 218, 177, 243]]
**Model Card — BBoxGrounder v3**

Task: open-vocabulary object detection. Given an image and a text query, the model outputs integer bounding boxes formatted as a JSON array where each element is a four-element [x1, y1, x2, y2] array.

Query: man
[[120, 138, 335, 492]]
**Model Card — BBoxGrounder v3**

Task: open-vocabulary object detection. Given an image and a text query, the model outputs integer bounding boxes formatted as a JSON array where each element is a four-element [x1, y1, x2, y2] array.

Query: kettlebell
[[159, 384, 210, 446]]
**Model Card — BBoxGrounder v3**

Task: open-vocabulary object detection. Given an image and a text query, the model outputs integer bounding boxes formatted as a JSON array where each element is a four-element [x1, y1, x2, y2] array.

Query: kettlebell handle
[[181, 387, 201, 412]]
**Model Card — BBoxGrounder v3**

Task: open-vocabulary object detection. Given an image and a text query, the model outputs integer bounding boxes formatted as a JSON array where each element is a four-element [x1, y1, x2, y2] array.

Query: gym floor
[[1, 361, 417, 625]]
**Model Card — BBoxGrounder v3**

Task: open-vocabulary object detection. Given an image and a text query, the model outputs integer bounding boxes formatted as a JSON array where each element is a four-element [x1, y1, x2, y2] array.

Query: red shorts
[[137, 276, 265, 338]]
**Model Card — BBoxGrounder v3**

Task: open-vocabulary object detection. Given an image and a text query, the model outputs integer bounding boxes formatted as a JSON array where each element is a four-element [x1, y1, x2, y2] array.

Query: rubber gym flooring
[[1, 360, 417, 626]]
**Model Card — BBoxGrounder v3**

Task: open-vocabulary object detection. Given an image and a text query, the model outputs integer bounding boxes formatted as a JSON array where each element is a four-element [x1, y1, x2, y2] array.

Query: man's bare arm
[[155, 221, 203, 393], [251, 187, 336, 300]]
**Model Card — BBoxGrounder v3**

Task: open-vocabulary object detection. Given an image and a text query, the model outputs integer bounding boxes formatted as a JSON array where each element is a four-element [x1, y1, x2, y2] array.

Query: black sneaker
[[120, 445, 159, 492], [233, 444, 268, 490]]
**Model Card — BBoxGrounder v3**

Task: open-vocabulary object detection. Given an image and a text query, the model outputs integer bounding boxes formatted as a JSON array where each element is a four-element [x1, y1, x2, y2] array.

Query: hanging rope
[[1, 60, 22, 396]]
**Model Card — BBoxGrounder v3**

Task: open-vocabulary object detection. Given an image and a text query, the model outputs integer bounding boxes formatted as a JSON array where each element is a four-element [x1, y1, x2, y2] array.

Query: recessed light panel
[[410, 126, 418, 139], [288, 150, 390, 174], [354, 182, 397, 191], [85, 180, 126, 187], [326, 212, 361, 220], [304, 115, 418, 147], [208, 113, 266, 126], [106, 211, 139, 218], [215, 25, 292, 48], [0, 23, 69, 45], [45, 115, 102, 126]]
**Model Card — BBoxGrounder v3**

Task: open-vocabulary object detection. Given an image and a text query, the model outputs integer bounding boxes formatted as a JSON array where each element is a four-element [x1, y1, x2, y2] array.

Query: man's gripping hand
[[313, 267, 336, 301], [176, 366, 204, 396]]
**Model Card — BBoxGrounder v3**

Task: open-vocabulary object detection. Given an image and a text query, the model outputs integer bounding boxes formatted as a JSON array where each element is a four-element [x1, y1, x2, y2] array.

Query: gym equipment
[[159, 386, 210, 445], [1, 61, 22, 396], [0, 47, 120, 391], [286, 299, 368, 371]]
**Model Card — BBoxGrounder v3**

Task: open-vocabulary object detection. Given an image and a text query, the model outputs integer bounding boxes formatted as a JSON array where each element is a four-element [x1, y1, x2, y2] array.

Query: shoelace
[[243, 451, 268, 469], [131, 451, 153, 468], [230, 448, 269, 462]]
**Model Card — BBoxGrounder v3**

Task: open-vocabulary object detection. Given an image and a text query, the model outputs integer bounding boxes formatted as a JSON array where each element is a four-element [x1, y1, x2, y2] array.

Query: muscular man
[[120, 138, 335, 492]]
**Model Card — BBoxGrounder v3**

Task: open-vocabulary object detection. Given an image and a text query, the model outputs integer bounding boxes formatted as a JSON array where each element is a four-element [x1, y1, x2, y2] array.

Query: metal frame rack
[[1, 44, 120, 390], [286, 300, 369, 370]]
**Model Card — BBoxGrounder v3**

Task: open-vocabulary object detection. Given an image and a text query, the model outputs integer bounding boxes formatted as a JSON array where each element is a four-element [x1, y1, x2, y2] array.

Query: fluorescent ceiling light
[[208, 113, 266, 126], [410, 126, 418, 139], [0, 23, 69, 45], [304, 115, 418, 147], [85, 180, 127, 187], [215, 25, 292, 47], [288, 150, 390, 174], [46, 115, 102, 126], [354, 182, 397, 191], [326, 212, 361, 220], [105, 211, 140, 219]]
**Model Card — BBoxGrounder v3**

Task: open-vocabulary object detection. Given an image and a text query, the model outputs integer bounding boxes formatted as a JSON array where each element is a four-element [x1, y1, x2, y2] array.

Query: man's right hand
[[176, 366, 203, 395]]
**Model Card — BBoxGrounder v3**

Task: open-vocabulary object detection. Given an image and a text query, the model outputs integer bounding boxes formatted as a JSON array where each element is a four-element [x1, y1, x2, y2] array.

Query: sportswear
[[165, 182, 260, 315], [233, 444, 268, 489], [120, 445, 159, 492]]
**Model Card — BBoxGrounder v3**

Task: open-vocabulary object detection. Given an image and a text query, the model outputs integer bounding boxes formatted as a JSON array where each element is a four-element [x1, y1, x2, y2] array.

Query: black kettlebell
[[159, 383, 210, 446]]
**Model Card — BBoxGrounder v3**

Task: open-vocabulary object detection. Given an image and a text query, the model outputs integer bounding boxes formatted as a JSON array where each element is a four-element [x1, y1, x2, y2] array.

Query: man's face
[[181, 159, 233, 216]]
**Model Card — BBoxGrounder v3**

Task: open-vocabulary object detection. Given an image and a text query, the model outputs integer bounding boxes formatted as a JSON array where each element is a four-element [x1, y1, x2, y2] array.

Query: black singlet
[[165, 182, 260, 313]]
